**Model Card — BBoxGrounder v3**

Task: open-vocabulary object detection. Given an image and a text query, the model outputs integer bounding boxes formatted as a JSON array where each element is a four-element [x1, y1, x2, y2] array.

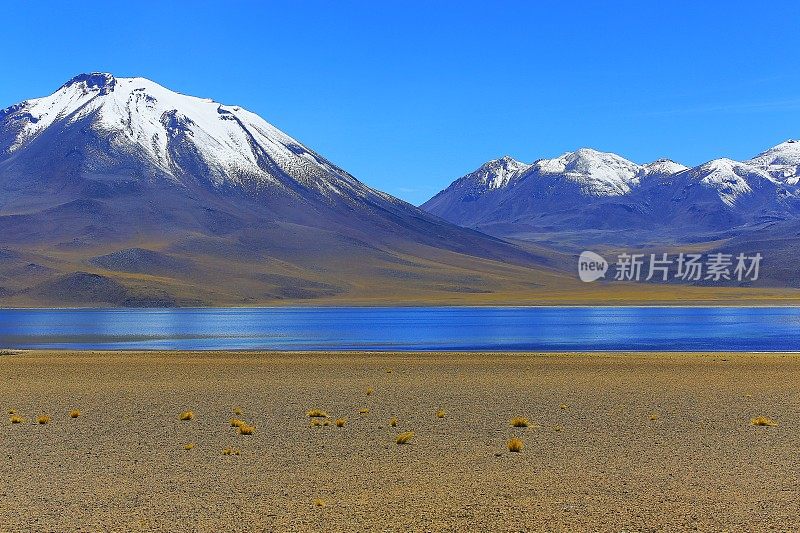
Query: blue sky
[[1, 1, 799, 204]]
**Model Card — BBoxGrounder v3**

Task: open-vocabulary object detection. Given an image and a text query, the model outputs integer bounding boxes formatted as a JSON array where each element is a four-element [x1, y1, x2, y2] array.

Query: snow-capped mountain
[[423, 144, 800, 242], [0, 72, 388, 203], [0, 73, 546, 306], [747, 140, 800, 185]]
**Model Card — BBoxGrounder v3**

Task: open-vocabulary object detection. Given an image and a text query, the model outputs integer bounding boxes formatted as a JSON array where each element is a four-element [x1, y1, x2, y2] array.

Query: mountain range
[[422, 143, 800, 245], [0, 73, 797, 305]]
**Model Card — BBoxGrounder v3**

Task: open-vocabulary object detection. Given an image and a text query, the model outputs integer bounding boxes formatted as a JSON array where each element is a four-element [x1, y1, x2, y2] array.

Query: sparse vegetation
[[366, 386, 374, 396], [359, 408, 369, 415], [310, 418, 323, 427], [389, 416, 398, 427], [179, 410, 194, 421], [238, 424, 255, 435], [396, 431, 415, 444], [37, 415, 51, 425], [507, 437, 524, 453], [306, 409, 329, 418], [233, 407, 243, 416], [751, 416, 778, 427], [222, 447, 240, 456], [436, 409, 446, 418], [335, 418, 347, 427], [10, 415, 23, 424], [510, 416, 530, 428], [314, 498, 326, 507], [560, 404, 569, 410], [230, 418, 245, 428], [649, 413, 659, 421], [184, 443, 195, 450], [553, 425, 563, 432], [69, 409, 81, 418]]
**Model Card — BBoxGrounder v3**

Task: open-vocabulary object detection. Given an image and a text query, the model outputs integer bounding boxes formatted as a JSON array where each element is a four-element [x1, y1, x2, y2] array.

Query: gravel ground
[[1, 351, 798, 532]]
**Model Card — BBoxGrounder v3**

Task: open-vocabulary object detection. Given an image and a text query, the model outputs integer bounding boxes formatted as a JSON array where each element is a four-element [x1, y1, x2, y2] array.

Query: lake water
[[0, 307, 799, 351]]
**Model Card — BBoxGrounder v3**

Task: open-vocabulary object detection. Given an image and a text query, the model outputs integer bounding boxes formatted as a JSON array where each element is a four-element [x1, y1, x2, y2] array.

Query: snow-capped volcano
[[0, 72, 382, 201], [0, 73, 549, 306]]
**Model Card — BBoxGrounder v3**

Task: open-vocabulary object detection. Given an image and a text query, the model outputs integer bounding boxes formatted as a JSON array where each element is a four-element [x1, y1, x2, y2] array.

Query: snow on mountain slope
[[0, 73, 385, 201], [531, 148, 642, 196], [747, 140, 800, 184], [680, 158, 778, 207], [638, 159, 688, 179]]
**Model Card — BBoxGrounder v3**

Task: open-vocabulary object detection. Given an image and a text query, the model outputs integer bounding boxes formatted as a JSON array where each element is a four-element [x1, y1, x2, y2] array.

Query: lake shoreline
[[2, 350, 798, 530]]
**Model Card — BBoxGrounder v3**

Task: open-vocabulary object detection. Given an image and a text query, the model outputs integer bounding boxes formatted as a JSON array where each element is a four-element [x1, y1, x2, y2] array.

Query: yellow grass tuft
[[310, 418, 322, 427], [389, 416, 398, 427], [233, 407, 243, 416], [510, 416, 530, 428], [335, 418, 347, 427], [395, 431, 415, 444], [10, 415, 23, 424], [323, 420, 331, 426], [507, 437, 524, 453], [436, 409, 446, 418], [69, 409, 81, 418], [366, 386, 374, 396], [559, 404, 569, 410], [553, 425, 563, 432], [314, 498, 326, 507], [359, 408, 369, 415], [36, 415, 51, 425], [238, 424, 255, 435], [222, 447, 240, 456], [8, 409, 16, 414], [230, 418, 245, 428], [306, 409, 329, 418], [751, 416, 778, 427], [179, 411, 194, 421], [649, 413, 659, 421], [184, 443, 195, 450]]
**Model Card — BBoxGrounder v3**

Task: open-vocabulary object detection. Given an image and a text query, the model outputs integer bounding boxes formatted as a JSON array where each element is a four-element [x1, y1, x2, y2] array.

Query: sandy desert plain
[[1, 350, 798, 532]]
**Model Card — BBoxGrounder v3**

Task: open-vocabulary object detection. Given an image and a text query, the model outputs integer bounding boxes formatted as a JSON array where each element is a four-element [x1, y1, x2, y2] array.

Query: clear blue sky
[[1, 1, 799, 204]]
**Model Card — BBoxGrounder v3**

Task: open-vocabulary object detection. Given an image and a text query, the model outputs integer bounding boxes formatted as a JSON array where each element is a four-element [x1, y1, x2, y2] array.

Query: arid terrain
[[1, 351, 798, 531]]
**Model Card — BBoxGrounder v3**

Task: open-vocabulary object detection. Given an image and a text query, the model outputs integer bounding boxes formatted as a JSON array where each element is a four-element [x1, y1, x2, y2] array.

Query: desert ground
[[1, 351, 798, 532]]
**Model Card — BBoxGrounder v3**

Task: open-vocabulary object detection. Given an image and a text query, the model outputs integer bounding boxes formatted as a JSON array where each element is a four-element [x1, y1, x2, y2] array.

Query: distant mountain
[[422, 144, 800, 244], [0, 73, 560, 306]]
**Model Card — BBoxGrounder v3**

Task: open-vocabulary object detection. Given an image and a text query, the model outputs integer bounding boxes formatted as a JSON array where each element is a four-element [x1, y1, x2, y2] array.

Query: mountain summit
[[0, 73, 555, 306]]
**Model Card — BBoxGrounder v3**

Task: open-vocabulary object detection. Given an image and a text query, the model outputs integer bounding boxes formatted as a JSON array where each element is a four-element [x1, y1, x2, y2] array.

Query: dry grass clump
[[507, 437, 524, 453], [396, 431, 415, 444], [649, 413, 659, 421], [37, 415, 51, 425], [306, 409, 329, 418], [559, 404, 569, 410], [184, 443, 195, 450], [510, 416, 530, 428], [179, 411, 194, 421], [366, 386, 374, 396], [222, 448, 240, 456], [69, 409, 81, 418], [751, 416, 778, 427], [314, 498, 326, 507], [335, 418, 347, 427], [553, 425, 563, 432], [436, 409, 446, 418], [10, 415, 24, 424], [238, 424, 255, 435], [233, 407, 243, 415], [310, 418, 323, 427], [8, 409, 16, 414], [389, 416, 398, 427], [230, 418, 245, 428], [359, 408, 370, 415]]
